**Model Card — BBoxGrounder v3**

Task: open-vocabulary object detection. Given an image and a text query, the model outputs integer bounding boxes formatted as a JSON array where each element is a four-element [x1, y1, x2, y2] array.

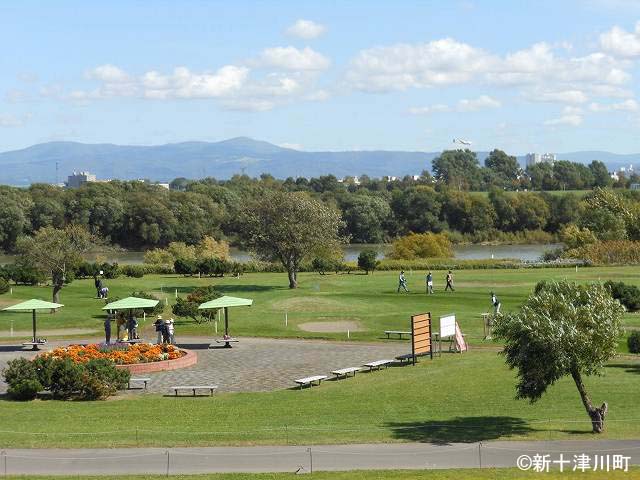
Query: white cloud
[[457, 94, 501, 111], [278, 142, 303, 150], [305, 89, 330, 101], [285, 19, 326, 39], [530, 89, 589, 104], [0, 113, 30, 127], [86, 64, 131, 83], [409, 104, 451, 114], [409, 95, 500, 114], [599, 21, 640, 57], [544, 107, 583, 126], [141, 65, 249, 99], [257, 46, 330, 71], [589, 99, 639, 112]]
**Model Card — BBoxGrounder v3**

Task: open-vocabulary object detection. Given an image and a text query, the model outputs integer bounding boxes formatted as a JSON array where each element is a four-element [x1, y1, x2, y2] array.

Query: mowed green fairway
[[0, 350, 638, 448], [1, 266, 639, 345]]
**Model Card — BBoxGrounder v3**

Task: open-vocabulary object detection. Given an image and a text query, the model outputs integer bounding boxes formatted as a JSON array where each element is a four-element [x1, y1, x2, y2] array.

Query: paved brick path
[[0, 336, 408, 395]]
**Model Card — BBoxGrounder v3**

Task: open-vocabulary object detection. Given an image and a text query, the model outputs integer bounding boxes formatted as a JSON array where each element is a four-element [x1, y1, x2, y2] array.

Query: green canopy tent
[[102, 297, 160, 342], [3, 299, 64, 350], [198, 296, 253, 348]]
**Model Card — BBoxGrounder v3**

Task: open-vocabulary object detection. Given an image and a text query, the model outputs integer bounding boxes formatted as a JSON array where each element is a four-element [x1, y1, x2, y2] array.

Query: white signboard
[[440, 314, 456, 338]]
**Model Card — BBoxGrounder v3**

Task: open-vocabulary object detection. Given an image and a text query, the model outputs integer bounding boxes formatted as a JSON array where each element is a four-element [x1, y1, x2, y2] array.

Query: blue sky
[[2, 0, 640, 154]]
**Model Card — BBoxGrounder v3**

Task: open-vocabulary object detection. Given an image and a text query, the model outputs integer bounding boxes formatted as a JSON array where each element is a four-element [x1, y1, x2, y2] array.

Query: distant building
[[155, 183, 170, 190], [66, 171, 97, 188], [631, 183, 640, 190], [525, 153, 556, 168]]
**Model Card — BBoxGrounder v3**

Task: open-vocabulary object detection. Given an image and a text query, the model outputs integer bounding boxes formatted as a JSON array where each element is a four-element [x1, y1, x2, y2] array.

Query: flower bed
[[40, 343, 185, 365]]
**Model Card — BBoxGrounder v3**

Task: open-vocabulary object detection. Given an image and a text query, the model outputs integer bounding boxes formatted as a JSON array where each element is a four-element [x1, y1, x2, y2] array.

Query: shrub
[[198, 257, 229, 277], [122, 264, 145, 278], [130, 291, 164, 316], [628, 331, 640, 354], [173, 286, 221, 323], [604, 281, 640, 312], [564, 240, 640, 265], [357, 249, 379, 274], [80, 358, 130, 400], [7, 263, 45, 285], [0, 277, 9, 294], [49, 358, 84, 399], [2, 358, 42, 400], [32, 355, 56, 389], [174, 258, 197, 276], [312, 257, 335, 275], [389, 232, 453, 259]]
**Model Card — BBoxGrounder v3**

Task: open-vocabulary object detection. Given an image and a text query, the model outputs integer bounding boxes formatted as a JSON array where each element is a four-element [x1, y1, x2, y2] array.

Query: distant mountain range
[[0, 137, 637, 185]]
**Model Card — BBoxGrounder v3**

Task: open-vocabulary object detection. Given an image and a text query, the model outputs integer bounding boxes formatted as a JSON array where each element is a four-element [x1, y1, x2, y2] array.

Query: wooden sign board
[[411, 312, 433, 364], [455, 321, 467, 352]]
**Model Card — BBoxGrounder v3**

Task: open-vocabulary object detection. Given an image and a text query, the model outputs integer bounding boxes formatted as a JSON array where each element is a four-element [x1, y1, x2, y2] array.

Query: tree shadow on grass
[[606, 363, 640, 375], [385, 416, 533, 445], [0, 345, 30, 353], [160, 284, 285, 295]]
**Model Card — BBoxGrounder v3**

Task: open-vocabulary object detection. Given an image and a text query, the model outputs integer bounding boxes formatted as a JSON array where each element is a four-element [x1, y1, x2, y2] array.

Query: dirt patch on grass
[[298, 320, 365, 332], [271, 297, 356, 313]]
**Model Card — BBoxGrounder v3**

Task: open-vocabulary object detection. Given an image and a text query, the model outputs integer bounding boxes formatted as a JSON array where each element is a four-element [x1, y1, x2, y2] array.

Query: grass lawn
[[1, 266, 639, 348], [0, 350, 638, 448], [4, 469, 637, 480]]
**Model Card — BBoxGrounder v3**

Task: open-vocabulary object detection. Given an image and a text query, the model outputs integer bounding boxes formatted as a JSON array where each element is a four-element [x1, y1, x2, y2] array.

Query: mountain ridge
[[0, 138, 637, 185]]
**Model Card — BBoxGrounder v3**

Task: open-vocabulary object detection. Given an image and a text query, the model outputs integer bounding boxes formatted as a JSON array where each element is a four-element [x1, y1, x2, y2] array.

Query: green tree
[[485, 149, 521, 186], [357, 249, 379, 274], [390, 186, 444, 234], [237, 191, 346, 288], [493, 281, 625, 433], [432, 150, 482, 190], [589, 161, 612, 188], [340, 193, 391, 243], [16, 225, 93, 303]]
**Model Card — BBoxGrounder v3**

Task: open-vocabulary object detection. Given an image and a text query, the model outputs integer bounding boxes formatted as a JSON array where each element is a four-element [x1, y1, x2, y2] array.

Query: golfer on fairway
[[397, 270, 409, 293]]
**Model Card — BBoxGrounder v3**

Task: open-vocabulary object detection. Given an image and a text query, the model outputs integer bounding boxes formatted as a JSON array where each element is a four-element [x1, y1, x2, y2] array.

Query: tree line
[[0, 150, 639, 253]]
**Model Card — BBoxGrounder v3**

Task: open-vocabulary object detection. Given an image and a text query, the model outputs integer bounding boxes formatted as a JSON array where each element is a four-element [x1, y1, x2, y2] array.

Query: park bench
[[384, 330, 412, 339], [331, 367, 360, 379], [294, 375, 327, 389], [128, 377, 151, 390], [363, 359, 394, 371], [120, 338, 143, 344], [171, 385, 218, 396], [211, 338, 239, 348], [22, 340, 46, 351], [395, 353, 415, 365]]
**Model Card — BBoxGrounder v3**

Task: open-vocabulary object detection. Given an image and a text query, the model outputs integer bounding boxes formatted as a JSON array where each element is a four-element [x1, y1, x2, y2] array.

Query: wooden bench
[[210, 338, 239, 348], [331, 367, 360, 379], [384, 330, 412, 339], [171, 385, 218, 396], [395, 353, 415, 365], [363, 359, 394, 371], [294, 375, 327, 389], [128, 377, 151, 390], [120, 338, 143, 344]]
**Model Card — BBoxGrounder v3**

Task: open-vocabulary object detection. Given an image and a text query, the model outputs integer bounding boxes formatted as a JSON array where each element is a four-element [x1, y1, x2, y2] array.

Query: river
[[0, 243, 559, 265]]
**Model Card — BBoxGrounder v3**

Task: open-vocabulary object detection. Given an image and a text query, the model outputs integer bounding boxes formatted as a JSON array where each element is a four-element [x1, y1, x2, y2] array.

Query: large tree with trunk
[[237, 191, 345, 288], [493, 281, 624, 433], [17, 225, 93, 303]]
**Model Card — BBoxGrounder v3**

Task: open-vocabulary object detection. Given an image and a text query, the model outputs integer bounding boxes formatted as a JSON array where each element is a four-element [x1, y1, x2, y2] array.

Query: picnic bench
[[120, 338, 143, 344], [384, 330, 412, 339], [363, 359, 394, 371], [395, 353, 415, 365], [171, 385, 218, 396], [294, 375, 327, 389], [128, 377, 151, 390], [331, 367, 360, 379], [210, 338, 239, 348], [22, 340, 46, 351]]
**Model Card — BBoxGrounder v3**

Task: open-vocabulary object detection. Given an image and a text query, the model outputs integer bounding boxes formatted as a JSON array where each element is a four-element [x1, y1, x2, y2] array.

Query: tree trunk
[[571, 367, 607, 433], [287, 268, 297, 289], [52, 281, 63, 305]]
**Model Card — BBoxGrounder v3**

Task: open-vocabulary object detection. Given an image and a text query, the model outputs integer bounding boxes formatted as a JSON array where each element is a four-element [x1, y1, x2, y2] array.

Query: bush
[[628, 331, 640, 354], [0, 277, 9, 294], [81, 359, 130, 400], [130, 291, 164, 315], [564, 240, 640, 265], [7, 263, 45, 285], [75, 262, 120, 279], [174, 258, 197, 276], [198, 257, 229, 277], [2, 358, 42, 400], [389, 232, 453, 260], [357, 249, 379, 274], [122, 264, 145, 278], [49, 359, 84, 399], [312, 257, 337, 275], [604, 281, 640, 312], [173, 286, 221, 323]]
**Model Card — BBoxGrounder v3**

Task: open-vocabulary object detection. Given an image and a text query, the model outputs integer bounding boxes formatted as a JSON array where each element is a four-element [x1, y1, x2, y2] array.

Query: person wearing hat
[[154, 315, 164, 344], [167, 318, 176, 345]]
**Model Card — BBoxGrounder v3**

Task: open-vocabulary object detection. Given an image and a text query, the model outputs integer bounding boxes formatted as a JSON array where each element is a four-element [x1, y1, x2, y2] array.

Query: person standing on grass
[[491, 292, 501, 315], [426, 271, 434, 294], [95, 277, 102, 298], [397, 270, 409, 293], [154, 315, 163, 344], [445, 270, 455, 292]]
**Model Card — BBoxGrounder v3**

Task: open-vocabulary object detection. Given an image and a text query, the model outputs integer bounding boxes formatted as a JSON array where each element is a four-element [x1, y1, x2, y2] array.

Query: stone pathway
[[0, 336, 409, 395]]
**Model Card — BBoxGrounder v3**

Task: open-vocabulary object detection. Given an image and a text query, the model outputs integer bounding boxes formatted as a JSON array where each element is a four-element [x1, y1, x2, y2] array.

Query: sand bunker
[[298, 320, 365, 332]]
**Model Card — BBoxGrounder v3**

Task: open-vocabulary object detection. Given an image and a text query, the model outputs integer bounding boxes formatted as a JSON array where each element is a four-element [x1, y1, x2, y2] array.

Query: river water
[[0, 243, 559, 265]]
